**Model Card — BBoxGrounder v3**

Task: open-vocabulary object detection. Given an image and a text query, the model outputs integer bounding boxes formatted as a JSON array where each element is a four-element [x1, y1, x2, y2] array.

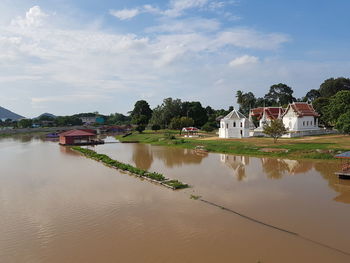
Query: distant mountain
[[36, 113, 57, 119], [0, 106, 25, 121]]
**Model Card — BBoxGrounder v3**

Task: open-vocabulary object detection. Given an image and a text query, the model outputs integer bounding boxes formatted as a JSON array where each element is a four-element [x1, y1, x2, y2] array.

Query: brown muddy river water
[[1, 135, 350, 263]]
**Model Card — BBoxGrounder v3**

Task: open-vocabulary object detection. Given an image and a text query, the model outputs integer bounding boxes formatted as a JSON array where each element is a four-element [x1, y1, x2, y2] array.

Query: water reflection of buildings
[[261, 158, 313, 179], [332, 181, 350, 204], [132, 144, 208, 170], [220, 154, 350, 204], [152, 147, 207, 168], [314, 162, 350, 204], [220, 154, 249, 181], [59, 145, 81, 156]]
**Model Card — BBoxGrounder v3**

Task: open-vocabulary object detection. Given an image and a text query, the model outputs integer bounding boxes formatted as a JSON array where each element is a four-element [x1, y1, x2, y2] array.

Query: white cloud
[[3, 4, 347, 117], [164, 0, 209, 17], [109, 8, 141, 20], [208, 1, 225, 10], [146, 18, 220, 33], [11, 6, 47, 27], [214, 29, 290, 50], [109, 0, 232, 20], [229, 55, 259, 67]]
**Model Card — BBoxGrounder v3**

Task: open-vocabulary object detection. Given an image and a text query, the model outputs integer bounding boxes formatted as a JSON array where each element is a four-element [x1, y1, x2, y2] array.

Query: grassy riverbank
[[116, 130, 350, 160], [72, 146, 189, 190]]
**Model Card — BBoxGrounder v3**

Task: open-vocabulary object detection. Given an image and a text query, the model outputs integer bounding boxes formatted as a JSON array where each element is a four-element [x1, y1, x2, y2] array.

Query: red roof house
[[182, 127, 199, 137], [282, 102, 320, 132], [59, 129, 98, 145], [250, 107, 285, 121], [282, 102, 319, 117]]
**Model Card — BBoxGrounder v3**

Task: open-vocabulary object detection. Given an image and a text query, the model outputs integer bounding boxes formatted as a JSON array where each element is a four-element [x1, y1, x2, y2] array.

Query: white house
[[281, 102, 319, 132], [219, 109, 250, 138]]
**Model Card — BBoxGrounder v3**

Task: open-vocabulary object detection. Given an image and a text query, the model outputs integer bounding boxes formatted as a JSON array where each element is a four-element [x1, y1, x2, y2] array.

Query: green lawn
[[116, 130, 350, 160]]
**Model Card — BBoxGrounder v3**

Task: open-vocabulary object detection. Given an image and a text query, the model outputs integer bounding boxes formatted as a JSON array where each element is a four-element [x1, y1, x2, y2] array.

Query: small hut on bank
[[59, 129, 102, 146], [182, 127, 199, 137]]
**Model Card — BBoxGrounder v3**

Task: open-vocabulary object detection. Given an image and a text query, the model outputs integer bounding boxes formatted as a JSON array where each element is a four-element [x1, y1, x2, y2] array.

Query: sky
[[0, 0, 349, 117]]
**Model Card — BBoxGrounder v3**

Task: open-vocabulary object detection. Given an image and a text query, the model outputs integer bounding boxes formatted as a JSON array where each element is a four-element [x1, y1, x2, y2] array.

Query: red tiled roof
[[59, 129, 96, 137], [250, 107, 284, 120], [287, 103, 319, 117], [182, 127, 199, 131]]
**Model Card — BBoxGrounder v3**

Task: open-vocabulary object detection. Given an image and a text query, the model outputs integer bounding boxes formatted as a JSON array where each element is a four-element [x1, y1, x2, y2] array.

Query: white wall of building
[[219, 119, 249, 138], [282, 108, 319, 132]]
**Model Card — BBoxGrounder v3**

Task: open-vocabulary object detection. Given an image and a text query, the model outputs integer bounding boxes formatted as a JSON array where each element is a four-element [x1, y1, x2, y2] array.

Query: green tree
[[151, 124, 161, 132], [304, 89, 321, 102], [182, 101, 208, 127], [5, 118, 12, 125], [170, 117, 194, 134], [335, 110, 350, 134], [18, 119, 33, 128], [54, 116, 82, 126], [149, 98, 182, 128], [319, 77, 350, 98], [135, 124, 146, 133], [130, 100, 152, 126], [263, 119, 287, 143], [312, 97, 330, 126], [323, 90, 350, 126], [264, 83, 295, 106], [107, 113, 130, 125], [201, 122, 215, 132], [236, 90, 256, 116]]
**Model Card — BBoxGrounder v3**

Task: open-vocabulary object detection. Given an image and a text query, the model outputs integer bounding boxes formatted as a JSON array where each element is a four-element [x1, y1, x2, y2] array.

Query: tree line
[[2, 77, 349, 134], [129, 98, 230, 133]]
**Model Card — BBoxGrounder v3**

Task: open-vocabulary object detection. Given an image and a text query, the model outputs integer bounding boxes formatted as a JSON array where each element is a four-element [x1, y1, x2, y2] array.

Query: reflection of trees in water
[[261, 158, 314, 179], [11, 134, 35, 143], [152, 147, 206, 168], [132, 144, 153, 170], [220, 155, 248, 181]]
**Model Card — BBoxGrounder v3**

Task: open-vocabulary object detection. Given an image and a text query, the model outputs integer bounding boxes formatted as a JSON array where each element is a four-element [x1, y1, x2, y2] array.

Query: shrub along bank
[[71, 146, 189, 190]]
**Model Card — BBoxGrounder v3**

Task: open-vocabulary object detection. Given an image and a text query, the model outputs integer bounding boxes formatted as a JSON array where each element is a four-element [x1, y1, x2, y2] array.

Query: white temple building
[[248, 102, 322, 138], [281, 102, 320, 134], [219, 109, 250, 138], [249, 107, 285, 136]]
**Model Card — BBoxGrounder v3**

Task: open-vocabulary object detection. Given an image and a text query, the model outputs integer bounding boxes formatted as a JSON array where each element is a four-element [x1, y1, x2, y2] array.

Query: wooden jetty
[[335, 151, 350, 179]]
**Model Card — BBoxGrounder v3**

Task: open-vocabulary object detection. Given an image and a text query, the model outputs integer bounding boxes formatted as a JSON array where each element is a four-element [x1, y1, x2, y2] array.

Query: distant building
[[219, 109, 250, 138], [96, 117, 105, 124], [80, 116, 105, 125], [182, 127, 199, 137]]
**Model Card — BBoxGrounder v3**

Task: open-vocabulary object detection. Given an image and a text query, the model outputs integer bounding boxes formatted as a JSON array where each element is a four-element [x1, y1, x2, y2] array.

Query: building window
[[233, 122, 236, 127], [240, 122, 243, 127], [303, 121, 305, 126], [226, 123, 228, 129], [240, 130, 243, 136], [310, 121, 313, 126]]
